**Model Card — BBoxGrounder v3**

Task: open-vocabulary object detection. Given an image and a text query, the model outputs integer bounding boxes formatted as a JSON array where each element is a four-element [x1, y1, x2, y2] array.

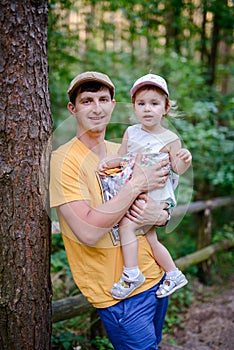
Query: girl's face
[[133, 88, 170, 131]]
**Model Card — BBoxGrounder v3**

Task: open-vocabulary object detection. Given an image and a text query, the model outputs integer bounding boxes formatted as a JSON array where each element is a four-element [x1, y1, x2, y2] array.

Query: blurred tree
[[48, 0, 80, 126], [199, 0, 234, 87]]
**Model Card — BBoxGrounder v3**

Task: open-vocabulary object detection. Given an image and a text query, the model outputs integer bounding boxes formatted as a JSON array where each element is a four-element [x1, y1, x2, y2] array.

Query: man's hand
[[125, 194, 169, 227], [130, 154, 169, 193]]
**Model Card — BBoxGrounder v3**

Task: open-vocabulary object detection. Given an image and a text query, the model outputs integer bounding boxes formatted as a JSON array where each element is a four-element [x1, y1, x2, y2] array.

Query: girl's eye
[[138, 102, 145, 106]]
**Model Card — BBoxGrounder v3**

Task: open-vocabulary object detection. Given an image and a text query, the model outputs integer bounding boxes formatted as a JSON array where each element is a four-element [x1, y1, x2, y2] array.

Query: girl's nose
[[144, 103, 151, 111]]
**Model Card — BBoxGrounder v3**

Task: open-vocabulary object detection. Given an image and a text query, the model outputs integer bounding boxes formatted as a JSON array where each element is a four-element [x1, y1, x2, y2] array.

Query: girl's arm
[[168, 139, 192, 175], [117, 129, 128, 156], [98, 130, 129, 175]]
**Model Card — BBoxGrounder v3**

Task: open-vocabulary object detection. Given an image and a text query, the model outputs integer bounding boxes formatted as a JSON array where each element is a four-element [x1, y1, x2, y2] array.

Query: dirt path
[[159, 277, 234, 350]]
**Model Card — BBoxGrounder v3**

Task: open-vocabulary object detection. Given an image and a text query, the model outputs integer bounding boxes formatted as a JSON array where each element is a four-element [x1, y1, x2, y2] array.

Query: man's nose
[[93, 101, 102, 113]]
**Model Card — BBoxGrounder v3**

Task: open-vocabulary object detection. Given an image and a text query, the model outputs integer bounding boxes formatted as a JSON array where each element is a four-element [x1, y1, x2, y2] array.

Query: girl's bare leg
[[110, 217, 145, 299], [146, 227, 188, 298], [146, 227, 177, 271], [119, 216, 139, 269]]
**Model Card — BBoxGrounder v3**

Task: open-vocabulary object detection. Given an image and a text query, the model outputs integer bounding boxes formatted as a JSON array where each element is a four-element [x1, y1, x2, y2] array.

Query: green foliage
[[179, 122, 233, 196], [51, 248, 68, 273], [91, 336, 114, 350], [52, 316, 90, 350], [51, 234, 77, 300], [52, 312, 114, 349], [158, 219, 197, 259], [164, 283, 193, 334], [212, 221, 234, 243], [211, 222, 234, 281], [52, 324, 84, 350], [48, 1, 234, 347]]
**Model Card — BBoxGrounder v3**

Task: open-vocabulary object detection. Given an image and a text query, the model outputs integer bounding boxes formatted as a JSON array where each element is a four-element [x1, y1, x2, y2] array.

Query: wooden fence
[[52, 196, 234, 323]]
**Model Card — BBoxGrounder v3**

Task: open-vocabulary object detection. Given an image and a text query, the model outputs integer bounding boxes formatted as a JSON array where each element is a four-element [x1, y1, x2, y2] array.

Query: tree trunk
[[200, 0, 208, 63], [0, 1, 53, 349], [164, 0, 183, 53], [207, 10, 220, 86]]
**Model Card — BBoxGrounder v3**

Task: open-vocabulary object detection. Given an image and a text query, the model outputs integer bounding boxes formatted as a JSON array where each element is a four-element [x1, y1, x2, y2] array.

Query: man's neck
[[77, 131, 107, 159]]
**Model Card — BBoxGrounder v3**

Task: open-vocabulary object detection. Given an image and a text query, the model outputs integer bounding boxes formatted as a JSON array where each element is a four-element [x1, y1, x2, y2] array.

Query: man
[[50, 71, 170, 349]]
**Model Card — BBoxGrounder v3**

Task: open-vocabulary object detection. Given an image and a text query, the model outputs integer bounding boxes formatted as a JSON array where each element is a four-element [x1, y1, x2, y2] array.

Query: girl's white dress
[[121, 124, 179, 208]]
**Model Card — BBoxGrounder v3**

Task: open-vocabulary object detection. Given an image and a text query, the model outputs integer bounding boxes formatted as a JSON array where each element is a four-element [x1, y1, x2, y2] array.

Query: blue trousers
[[97, 278, 168, 350]]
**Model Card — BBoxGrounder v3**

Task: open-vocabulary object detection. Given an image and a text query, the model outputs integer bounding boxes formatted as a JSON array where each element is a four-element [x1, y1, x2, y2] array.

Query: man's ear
[[67, 101, 76, 115], [111, 99, 116, 110]]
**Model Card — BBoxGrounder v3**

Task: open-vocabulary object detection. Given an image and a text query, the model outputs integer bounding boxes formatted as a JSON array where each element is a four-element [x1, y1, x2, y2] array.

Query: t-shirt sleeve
[[49, 150, 90, 208]]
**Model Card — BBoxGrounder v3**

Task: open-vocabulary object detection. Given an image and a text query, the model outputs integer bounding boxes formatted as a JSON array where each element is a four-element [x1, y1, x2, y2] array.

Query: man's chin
[[89, 124, 107, 134]]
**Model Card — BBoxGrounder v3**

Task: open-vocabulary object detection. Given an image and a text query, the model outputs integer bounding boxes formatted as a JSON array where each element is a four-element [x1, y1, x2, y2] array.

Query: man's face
[[68, 87, 115, 136]]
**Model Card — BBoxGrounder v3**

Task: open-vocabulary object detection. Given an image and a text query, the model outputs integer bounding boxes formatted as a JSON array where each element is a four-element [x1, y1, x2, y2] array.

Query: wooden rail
[[51, 196, 234, 323]]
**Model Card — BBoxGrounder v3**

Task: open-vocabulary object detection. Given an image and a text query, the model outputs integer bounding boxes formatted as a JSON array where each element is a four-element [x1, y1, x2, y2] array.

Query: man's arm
[[57, 156, 169, 246]]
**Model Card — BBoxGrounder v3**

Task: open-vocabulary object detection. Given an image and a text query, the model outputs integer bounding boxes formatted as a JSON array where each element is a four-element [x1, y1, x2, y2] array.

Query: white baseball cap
[[130, 73, 169, 98]]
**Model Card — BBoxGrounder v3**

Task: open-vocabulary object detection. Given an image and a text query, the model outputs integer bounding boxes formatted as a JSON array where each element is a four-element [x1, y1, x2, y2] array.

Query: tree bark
[[0, 1, 53, 349]]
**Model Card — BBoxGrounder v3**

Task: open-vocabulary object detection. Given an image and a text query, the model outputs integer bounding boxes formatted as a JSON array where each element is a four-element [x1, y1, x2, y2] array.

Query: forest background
[[48, 0, 234, 349]]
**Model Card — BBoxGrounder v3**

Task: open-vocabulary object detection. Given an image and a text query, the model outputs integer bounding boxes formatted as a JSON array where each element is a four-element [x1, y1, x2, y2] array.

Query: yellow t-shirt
[[50, 137, 164, 308]]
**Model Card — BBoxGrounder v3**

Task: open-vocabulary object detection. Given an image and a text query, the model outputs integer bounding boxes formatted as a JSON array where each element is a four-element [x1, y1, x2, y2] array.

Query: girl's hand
[[176, 148, 192, 163], [98, 160, 109, 177], [98, 154, 122, 177]]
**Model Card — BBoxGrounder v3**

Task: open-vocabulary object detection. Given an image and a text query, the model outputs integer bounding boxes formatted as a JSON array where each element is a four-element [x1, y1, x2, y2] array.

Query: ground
[[159, 276, 234, 350]]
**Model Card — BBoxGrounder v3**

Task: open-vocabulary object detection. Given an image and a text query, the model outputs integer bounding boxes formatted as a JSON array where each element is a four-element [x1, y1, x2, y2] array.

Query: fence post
[[196, 207, 212, 284]]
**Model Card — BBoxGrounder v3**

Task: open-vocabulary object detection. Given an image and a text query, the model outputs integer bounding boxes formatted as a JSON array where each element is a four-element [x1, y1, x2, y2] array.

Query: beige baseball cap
[[67, 71, 115, 98], [130, 73, 169, 98]]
